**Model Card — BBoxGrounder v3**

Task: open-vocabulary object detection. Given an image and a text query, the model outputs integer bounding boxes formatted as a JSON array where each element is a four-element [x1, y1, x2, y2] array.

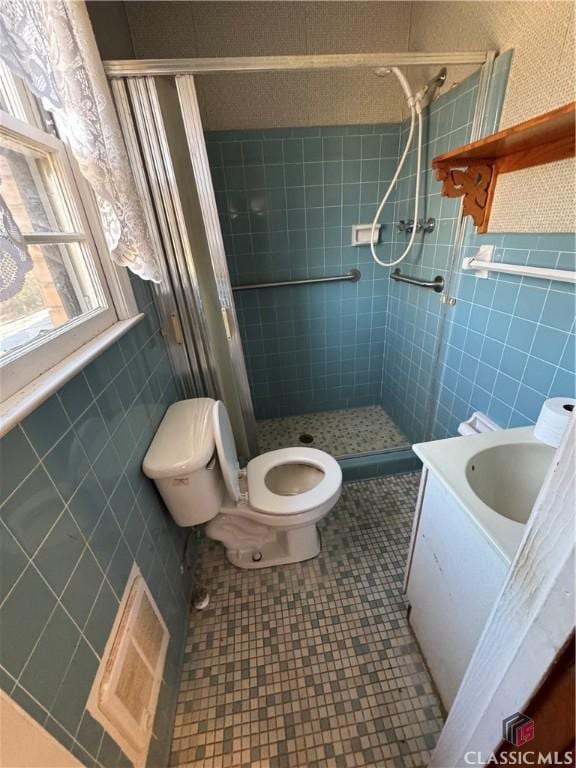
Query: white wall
[[0, 691, 83, 768]]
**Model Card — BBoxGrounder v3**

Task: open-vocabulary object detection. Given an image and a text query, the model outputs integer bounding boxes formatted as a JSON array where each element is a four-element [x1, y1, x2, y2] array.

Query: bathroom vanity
[[404, 427, 555, 709]]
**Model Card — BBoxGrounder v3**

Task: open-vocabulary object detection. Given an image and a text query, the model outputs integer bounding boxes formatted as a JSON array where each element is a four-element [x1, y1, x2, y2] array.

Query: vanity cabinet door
[[405, 472, 508, 710]]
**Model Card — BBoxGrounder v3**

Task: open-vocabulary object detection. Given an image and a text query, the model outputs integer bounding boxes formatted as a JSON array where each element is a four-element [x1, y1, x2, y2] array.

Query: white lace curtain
[[0, 0, 161, 283]]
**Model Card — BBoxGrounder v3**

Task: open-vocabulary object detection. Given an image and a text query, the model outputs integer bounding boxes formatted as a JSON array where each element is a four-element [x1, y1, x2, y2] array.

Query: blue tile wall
[[206, 125, 401, 419], [376, 50, 575, 441], [429, 54, 576, 437], [434, 232, 576, 437], [205, 47, 574, 444], [0, 276, 192, 767], [379, 70, 482, 442]]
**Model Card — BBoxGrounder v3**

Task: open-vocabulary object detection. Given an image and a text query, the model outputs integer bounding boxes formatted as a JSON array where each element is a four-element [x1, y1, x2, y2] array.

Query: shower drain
[[299, 433, 314, 444]]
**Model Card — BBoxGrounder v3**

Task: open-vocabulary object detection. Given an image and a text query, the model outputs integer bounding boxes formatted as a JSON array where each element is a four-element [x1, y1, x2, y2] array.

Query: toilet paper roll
[[533, 397, 576, 448]]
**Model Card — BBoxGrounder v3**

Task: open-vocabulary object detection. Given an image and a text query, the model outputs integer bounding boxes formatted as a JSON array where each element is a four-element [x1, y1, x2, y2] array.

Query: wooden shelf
[[432, 101, 576, 233]]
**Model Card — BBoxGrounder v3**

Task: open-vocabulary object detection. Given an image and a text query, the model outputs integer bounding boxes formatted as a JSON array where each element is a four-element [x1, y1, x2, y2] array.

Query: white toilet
[[142, 398, 342, 569]]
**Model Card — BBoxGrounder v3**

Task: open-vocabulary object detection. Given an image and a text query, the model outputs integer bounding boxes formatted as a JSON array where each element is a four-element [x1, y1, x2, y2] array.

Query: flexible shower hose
[[370, 68, 423, 268]]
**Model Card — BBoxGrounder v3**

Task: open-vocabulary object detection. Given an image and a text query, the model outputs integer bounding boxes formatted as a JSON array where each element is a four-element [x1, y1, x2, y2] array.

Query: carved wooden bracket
[[432, 102, 575, 233], [435, 164, 493, 231]]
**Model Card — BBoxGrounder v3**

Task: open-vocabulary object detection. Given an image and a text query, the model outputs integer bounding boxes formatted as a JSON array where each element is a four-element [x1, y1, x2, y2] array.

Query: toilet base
[[225, 524, 321, 569]]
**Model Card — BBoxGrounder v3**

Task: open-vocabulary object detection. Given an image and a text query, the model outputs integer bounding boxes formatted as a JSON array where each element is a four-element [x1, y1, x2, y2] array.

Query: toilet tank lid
[[142, 398, 216, 479]]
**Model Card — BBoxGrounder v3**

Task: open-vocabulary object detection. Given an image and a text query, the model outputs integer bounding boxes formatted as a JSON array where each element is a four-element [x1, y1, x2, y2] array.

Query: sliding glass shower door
[[108, 54, 496, 462], [197, 60, 495, 458]]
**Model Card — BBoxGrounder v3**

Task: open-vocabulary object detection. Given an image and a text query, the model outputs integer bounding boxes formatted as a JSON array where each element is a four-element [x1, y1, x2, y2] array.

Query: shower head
[[425, 67, 447, 93], [374, 66, 447, 112], [428, 67, 448, 88], [416, 67, 447, 110]]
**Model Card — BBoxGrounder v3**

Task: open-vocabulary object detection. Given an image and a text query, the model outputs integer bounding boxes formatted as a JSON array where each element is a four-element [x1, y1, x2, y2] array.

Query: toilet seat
[[213, 400, 242, 501], [212, 400, 342, 518], [247, 448, 342, 516]]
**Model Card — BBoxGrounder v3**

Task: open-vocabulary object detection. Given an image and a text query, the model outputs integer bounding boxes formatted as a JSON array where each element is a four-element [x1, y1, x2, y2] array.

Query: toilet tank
[[143, 399, 225, 526]]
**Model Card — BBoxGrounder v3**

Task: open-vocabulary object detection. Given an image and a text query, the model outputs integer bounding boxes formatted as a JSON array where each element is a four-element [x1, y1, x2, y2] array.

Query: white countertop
[[413, 427, 546, 564]]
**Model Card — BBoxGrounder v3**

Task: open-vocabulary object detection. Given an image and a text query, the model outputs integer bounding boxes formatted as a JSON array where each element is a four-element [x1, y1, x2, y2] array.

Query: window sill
[[0, 314, 145, 438]]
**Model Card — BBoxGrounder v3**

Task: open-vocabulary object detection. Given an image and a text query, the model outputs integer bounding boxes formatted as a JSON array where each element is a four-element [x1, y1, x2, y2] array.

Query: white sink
[[413, 426, 557, 562], [465, 442, 556, 524]]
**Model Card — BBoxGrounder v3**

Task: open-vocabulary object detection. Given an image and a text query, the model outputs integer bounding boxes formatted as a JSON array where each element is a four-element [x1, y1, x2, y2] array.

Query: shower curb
[[339, 448, 421, 482]]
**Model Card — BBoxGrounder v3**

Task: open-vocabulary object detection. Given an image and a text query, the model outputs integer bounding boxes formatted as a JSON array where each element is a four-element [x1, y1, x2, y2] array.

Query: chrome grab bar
[[390, 268, 444, 293], [232, 268, 361, 291]]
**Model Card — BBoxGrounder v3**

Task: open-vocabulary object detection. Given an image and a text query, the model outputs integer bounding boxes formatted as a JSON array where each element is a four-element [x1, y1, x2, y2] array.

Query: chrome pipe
[[232, 269, 361, 292], [390, 268, 444, 293]]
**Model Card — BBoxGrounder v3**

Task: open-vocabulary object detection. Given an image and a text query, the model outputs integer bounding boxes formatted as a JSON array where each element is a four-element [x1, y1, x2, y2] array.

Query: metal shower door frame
[[108, 49, 498, 456], [111, 76, 221, 402], [104, 52, 490, 77], [174, 75, 258, 456], [424, 50, 498, 441]]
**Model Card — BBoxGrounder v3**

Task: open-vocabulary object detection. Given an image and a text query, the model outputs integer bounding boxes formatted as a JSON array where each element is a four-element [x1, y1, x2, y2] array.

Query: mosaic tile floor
[[256, 406, 408, 457], [170, 474, 444, 768]]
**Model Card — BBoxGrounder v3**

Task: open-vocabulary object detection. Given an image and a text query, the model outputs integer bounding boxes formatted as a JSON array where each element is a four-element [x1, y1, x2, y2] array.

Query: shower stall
[[106, 50, 499, 465]]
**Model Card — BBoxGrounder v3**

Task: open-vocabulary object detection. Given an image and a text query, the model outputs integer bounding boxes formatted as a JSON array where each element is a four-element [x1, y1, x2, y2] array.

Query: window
[[0, 67, 138, 411]]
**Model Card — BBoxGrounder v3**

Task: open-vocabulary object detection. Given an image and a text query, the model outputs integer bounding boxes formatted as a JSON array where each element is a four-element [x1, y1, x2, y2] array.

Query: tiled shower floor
[[256, 406, 408, 457], [169, 474, 444, 768]]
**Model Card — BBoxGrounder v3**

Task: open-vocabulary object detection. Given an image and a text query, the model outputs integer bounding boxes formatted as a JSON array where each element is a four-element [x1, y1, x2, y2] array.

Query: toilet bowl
[[142, 398, 342, 569]]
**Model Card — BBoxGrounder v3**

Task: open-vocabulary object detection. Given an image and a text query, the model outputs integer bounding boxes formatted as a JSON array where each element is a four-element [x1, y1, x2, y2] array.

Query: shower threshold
[[256, 405, 408, 458]]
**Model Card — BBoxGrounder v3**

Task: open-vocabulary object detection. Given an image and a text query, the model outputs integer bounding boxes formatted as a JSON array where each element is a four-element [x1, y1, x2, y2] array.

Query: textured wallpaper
[[89, 0, 575, 230], [408, 1, 575, 232], [90, 1, 413, 127]]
